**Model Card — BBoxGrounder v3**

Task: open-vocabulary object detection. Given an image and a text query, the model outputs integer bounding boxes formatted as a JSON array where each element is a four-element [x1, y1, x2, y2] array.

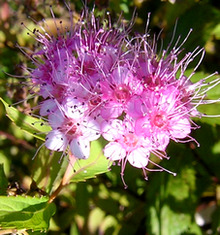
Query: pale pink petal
[[127, 96, 145, 119], [111, 66, 129, 84], [45, 130, 67, 152], [101, 119, 124, 141], [48, 109, 65, 129], [100, 103, 122, 119], [103, 142, 126, 161], [63, 97, 88, 119], [100, 81, 113, 100], [135, 117, 151, 137], [40, 83, 54, 99], [52, 65, 66, 84], [40, 99, 57, 116], [170, 117, 191, 139], [127, 147, 149, 168], [154, 132, 170, 151], [80, 118, 100, 141], [70, 137, 90, 159]]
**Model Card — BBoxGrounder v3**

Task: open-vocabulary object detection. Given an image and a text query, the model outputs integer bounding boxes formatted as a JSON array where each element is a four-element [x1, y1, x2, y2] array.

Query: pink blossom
[[21, 4, 220, 181], [45, 97, 100, 159], [102, 119, 151, 169], [129, 87, 191, 150], [100, 66, 143, 119]]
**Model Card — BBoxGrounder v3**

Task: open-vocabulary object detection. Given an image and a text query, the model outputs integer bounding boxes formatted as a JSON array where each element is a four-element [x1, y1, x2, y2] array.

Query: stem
[[48, 154, 77, 203]]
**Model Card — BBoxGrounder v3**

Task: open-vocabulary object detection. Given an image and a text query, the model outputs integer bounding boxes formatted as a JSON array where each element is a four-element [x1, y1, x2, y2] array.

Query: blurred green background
[[0, 0, 220, 234]]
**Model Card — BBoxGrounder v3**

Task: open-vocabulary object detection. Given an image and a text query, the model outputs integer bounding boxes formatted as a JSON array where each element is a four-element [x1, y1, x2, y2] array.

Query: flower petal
[[45, 130, 67, 152], [103, 142, 126, 161], [63, 96, 88, 119], [127, 147, 149, 168], [39, 99, 57, 116], [70, 137, 90, 159], [101, 119, 124, 141], [170, 117, 191, 139], [80, 118, 101, 141]]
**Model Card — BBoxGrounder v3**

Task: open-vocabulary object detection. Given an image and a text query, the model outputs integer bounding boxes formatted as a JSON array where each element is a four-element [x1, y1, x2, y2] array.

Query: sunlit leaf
[[31, 144, 68, 194], [0, 195, 56, 231], [70, 138, 110, 182], [0, 97, 51, 141]]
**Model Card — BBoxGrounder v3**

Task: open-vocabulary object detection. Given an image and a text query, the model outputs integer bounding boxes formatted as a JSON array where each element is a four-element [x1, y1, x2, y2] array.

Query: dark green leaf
[[0, 164, 8, 196], [145, 144, 204, 235]]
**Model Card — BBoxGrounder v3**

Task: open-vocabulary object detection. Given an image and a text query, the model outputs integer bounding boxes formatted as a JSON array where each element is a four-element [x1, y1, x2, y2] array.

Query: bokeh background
[[0, 0, 220, 234]]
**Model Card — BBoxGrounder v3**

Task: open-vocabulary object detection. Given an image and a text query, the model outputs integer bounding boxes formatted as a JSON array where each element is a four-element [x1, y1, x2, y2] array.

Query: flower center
[[90, 96, 101, 106], [152, 113, 167, 128], [123, 133, 138, 148], [114, 84, 130, 101], [62, 120, 77, 135]]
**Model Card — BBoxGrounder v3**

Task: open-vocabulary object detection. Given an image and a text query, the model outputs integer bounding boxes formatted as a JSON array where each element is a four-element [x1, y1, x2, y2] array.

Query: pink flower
[[102, 119, 151, 169], [128, 87, 191, 150], [100, 66, 143, 119], [22, 4, 220, 181], [45, 97, 100, 159]]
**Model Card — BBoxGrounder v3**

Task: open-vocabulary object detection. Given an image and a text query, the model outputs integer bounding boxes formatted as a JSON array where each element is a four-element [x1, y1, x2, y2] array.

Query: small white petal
[[127, 147, 149, 168], [70, 137, 90, 159], [45, 130, 67, 152], [103, 142, 126, 161]]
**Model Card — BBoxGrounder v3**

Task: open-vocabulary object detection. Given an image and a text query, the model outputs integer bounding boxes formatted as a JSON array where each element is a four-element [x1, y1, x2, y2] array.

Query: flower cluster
[[25, 6, 219, 178]]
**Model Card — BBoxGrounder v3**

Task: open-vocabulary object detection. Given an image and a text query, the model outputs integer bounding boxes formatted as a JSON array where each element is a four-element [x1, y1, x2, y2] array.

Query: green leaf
[[146, 144, 204, 235], [32, 138, 110, 193], [0, 164, 8, 195], [0, 97, 51, 141], [193, 123, 220, 179], [212, 23, 220, 39], [70, 138, 110, 183], [0, 195, 56, 231], [32, 144, 68, 194], [163, 3, 220, 51]]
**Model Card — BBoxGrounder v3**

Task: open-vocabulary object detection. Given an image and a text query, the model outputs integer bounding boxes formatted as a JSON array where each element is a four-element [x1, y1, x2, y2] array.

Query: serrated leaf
[[70, 138, 110, 183], [0, 164, 8, 196], [0, 97, 51, 141], [0, 195, 56, 231]]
